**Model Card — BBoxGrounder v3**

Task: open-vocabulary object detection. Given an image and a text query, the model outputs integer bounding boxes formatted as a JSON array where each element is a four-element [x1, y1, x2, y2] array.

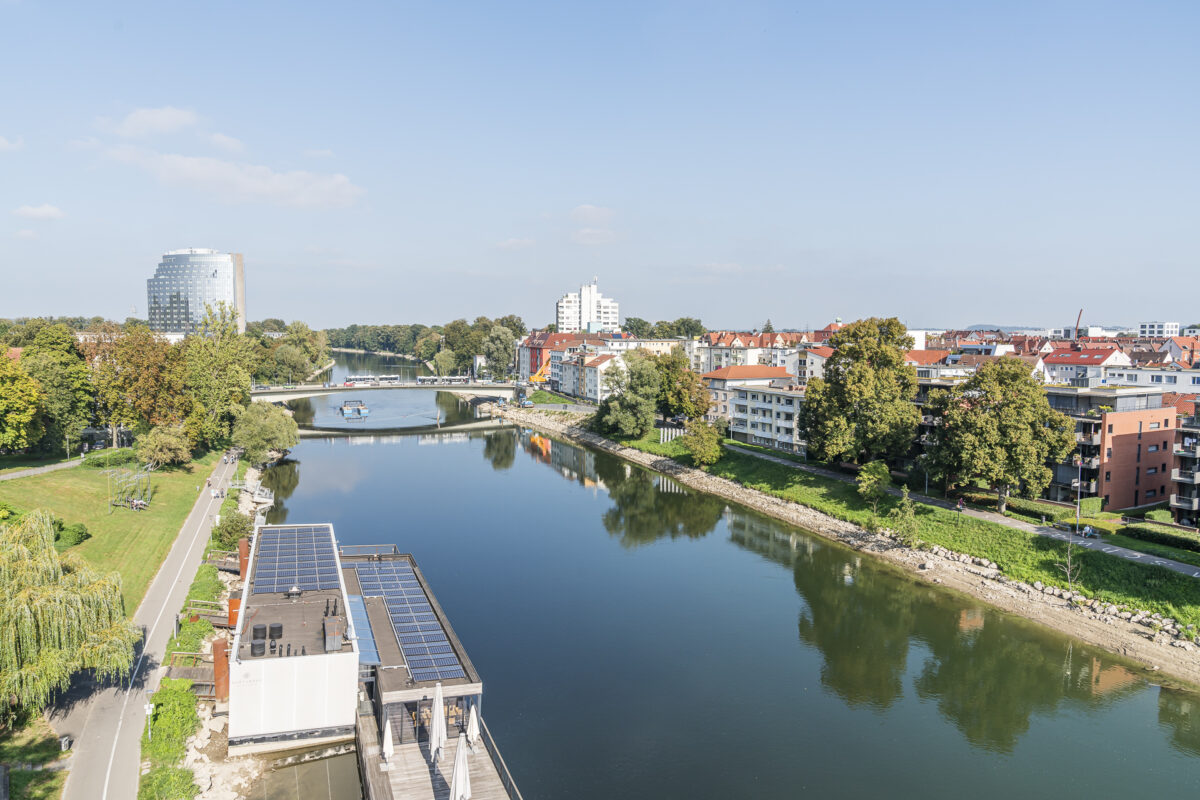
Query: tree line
[[0, 304, 306, 461], [325, 314, 527, 377]]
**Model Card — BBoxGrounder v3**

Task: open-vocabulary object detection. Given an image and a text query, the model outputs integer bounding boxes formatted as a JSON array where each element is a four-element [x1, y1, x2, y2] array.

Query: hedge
[[963, 492, 1076, 522], [1079, 496, 1104, 516], [1121, 522, 1200, 554], [1146, 509, 1174, 524], [82, 448, 138, 469]]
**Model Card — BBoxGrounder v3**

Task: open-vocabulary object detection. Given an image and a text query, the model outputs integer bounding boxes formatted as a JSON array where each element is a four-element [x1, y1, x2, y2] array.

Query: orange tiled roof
[[701, 365, 793, 380]]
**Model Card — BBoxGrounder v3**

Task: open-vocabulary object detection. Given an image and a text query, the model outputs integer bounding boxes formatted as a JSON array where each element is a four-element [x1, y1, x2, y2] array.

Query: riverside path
[[724, 443, 1200, 580], [57, 455, 238, 800]]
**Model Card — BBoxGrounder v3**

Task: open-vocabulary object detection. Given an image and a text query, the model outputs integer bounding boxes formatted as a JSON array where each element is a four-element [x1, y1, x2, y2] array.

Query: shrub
[[1147, 509, 1174, 524], [1079, 496, 1104, 516], [166, 619, 214, 658], [136, 426, 192, 467], [82, 448, 138, 469], [212, 511, 253, 550], [0, 501, 20, 522], [141, 678, 198, 766], [962, 492, 1075, 521], [1121, 522, 1200, 554], [52, 520, 90, 549]]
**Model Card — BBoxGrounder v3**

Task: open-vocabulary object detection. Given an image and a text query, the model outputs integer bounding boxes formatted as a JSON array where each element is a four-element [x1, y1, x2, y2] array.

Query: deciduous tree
[[679, 419, 722, 465], [0, 511, 140, 715], [19, 327, 93, 454], [480, 326, 515, 378], [0, 357, 43, 450], [799, 317, 918, 464], [432, 349, 457, 376], [137, 426, 192, 467], [231, 402, 298, 465], [923, 357, 1074, 513], [622, 317, 652, 338], [650, 348, 710, 419], [597, 353, 660, 438], [856, 460, 891, 517]]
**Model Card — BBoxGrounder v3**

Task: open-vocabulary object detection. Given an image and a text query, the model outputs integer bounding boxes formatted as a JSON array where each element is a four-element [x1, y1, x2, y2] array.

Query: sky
[[1, 1, 1197, 331]]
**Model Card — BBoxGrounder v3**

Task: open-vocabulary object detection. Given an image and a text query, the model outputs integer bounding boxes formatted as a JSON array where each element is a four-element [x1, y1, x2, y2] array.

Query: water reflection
[[261, 458, 300, 524], [483, 429, 517, 471], [1160, 688, 1200, 756], [728, 506, 1152, 754]]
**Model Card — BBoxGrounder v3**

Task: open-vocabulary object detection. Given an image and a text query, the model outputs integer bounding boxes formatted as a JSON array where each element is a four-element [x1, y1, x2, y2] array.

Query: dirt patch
[[501, 407, 1200, 690]]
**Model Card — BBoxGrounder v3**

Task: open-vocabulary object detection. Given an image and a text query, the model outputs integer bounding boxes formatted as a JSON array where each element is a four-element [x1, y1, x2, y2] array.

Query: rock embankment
[[499, 407, 1200, 688]]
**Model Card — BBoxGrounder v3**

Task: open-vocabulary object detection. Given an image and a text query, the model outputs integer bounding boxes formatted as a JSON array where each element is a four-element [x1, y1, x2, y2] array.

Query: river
[[262, 354, 1200, 798]]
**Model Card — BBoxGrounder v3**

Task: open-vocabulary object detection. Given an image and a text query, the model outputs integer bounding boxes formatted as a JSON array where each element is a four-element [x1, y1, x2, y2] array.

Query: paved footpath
[[0, 458, 82, 482], [725, 444, 1200, 580], [57, 455, 237, 800]]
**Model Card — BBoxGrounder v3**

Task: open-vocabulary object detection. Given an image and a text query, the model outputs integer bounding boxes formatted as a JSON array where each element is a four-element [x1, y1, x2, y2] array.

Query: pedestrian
[[957, 497, 964, 513]]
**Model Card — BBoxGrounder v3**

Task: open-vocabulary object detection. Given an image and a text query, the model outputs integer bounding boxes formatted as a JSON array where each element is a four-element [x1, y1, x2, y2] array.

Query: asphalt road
[[57, 455, 235, 800]]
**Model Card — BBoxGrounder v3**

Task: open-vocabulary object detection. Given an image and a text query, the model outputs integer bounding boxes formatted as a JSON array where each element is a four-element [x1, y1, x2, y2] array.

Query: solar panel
[[351, 561, 467, 681], [251, 525, 342, 594]]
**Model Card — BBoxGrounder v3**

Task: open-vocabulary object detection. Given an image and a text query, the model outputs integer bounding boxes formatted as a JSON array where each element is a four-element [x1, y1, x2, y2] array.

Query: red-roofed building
[[702, 366, 795, 426], [811, 321, 845, 344], [905, 350, 951, 366], [1161, 337, 1200, 368], [558, 351, 623, 403], [1042, 349, 1132, 383]]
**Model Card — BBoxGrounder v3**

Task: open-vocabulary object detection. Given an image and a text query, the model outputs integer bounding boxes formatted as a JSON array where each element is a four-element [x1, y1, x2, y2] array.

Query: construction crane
[[1073, 308, 1083, 342], [529, 359, 551, 384]]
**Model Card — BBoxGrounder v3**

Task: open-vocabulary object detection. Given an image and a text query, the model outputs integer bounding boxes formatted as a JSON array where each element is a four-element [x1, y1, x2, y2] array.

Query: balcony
[[1172, 468, 1200, 484], [1170, 494, 1200, 512], [1175, 442, 1200, 459], [1181, 416, 1200, 432], [1080, 456, 1100, 469], [1075, 431, 1102, 446]]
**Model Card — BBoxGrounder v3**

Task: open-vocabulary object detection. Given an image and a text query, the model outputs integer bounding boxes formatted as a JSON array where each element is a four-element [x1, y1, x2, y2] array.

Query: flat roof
[[236, 524, 354, 662], [339, 546, 481, 693]]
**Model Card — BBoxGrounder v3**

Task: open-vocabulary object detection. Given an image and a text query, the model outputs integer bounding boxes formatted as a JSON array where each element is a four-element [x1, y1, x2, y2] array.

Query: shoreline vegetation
[[499, 406, 1200, 690], [328, 346, 433, 371]]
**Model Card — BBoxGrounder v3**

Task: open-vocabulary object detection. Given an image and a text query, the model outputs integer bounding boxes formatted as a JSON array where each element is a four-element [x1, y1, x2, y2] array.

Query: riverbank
[[306, 359, 336, 380], [498, 407, 1200, 689], [329, 346, 434, 371]]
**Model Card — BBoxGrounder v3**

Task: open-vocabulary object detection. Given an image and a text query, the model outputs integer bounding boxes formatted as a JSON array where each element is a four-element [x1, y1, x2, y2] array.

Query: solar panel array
[[352, 561, 467, 682], [252, 526, 341, 594], [345, 594, 380, 665]]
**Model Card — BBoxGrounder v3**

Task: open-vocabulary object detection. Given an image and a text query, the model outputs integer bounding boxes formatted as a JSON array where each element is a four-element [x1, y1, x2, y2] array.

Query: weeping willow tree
[[0, 510, 140, 721]]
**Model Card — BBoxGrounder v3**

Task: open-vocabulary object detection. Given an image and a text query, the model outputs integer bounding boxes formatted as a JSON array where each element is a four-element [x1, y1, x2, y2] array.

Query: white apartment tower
[[555, 278, 620, 333]]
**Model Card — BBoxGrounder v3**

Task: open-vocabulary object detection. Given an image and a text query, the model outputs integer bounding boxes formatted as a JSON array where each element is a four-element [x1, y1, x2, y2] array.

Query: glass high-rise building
[[147, 248, 246, 334]]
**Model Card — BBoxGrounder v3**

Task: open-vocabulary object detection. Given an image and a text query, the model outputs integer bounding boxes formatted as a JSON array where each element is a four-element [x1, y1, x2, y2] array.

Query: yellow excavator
[[530, 359, 551, 384]]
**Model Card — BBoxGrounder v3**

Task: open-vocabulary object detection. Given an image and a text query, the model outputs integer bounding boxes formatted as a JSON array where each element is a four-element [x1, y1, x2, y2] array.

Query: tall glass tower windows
[[146, 248, 245, 334]]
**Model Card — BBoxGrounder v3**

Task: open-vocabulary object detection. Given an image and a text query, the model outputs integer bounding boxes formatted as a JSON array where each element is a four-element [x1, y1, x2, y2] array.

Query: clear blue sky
[[2, 1, 1197, 330]]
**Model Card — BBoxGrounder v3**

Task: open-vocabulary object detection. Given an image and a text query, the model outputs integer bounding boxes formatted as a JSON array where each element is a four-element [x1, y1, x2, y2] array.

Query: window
[[1152, 375, 1163, 383], [1149, 444, 1158, 452], [1105, 471, 1111, 482], [1146, 489, 1156, 498], [1107, 424, 1113, 434], [1148, 467, 1157, 475], [1150, 422, 1160, 430]]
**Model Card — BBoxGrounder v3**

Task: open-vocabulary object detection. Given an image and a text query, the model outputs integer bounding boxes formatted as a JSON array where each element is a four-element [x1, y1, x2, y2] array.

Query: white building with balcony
[[555, 278, 620, 333]]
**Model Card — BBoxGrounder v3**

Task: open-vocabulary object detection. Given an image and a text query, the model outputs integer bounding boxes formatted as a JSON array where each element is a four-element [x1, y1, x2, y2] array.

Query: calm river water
[[262, 354, 1200, 798]]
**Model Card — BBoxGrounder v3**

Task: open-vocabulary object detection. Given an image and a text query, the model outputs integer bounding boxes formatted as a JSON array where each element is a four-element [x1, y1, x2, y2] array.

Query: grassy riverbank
[[609, 427, 1200, 627], [0, 451, 220, 611]]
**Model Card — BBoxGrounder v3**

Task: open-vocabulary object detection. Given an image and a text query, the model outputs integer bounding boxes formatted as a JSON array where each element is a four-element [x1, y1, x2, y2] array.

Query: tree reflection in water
[[288, 397, 315, 425], [1159, 687, 1200, 757], [593, 454, 725, 548], [483, 430, 517, 471], [727, 506, 1158, 754], [262, 458, 300, 524]]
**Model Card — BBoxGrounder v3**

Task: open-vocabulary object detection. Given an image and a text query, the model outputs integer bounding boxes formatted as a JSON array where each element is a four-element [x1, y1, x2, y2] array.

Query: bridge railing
[[479, 715, 524, 800]]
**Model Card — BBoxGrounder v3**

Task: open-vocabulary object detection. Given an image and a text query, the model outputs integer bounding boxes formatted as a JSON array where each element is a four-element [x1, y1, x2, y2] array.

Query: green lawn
[[0, 714, 69, 800], [0, 452, 220, 611], [0, 453, 76, 477], [9, 769, 66, 800], [611, 430, 1200, 627]]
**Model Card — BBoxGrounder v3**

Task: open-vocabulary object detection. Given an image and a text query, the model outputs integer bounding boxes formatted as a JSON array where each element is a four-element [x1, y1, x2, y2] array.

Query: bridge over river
[[251, 381, 517, 403]]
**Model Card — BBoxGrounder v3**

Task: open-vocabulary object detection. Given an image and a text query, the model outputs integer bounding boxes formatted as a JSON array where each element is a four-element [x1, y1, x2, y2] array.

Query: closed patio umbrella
[[381, 715, 394, 762], [449, 733, 472, 800], [430, 682, 447, 764], [466, 704, 480, 747]]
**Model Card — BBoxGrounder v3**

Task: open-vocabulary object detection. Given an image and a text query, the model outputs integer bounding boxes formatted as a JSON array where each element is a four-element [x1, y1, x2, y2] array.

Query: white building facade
[[1140, 321, 1180, 338], [555, 279, 620, 333]]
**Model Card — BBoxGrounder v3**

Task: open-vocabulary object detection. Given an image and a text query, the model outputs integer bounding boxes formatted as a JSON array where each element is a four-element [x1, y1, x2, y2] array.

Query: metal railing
[[1172, 468, 1200, 484], [340, 543, 404, 558], [1171, 494, 1200, 512], [479, 716, 524, 800]]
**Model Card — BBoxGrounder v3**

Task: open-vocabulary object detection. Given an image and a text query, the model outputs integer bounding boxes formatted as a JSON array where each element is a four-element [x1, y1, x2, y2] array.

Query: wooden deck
[[385, 735, 509, 800]]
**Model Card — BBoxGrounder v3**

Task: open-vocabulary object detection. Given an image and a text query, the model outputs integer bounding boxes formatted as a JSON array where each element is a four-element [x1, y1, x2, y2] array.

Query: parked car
[[521, 400, 534, 408]]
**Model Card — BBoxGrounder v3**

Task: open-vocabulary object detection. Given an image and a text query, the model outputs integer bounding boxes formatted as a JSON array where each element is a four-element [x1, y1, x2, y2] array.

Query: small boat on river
[[341, 399, 370, 419]]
